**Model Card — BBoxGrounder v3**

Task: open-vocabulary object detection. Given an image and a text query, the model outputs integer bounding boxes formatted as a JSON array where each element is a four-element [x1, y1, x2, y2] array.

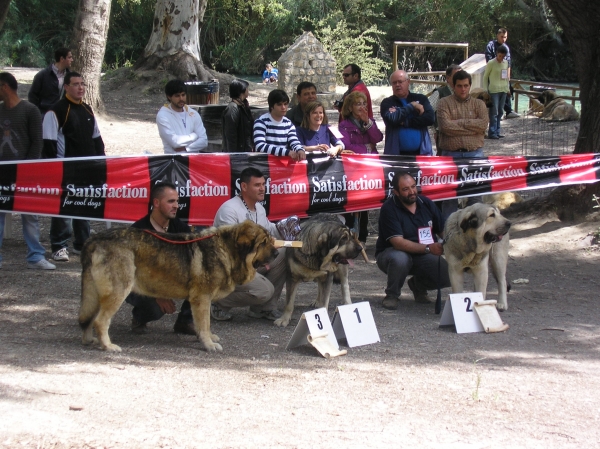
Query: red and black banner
[[1, 153, 599, 226]]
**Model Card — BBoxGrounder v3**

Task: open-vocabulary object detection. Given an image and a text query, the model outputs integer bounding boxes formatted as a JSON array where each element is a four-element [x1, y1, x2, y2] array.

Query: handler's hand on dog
[[430, 242, 444, 256], [156, 298, 177, 314]]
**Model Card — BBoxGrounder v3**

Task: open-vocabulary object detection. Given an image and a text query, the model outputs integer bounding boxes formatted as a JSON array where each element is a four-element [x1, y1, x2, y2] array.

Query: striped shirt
[[253, 113, 304, 156], [436, 94, 488, 152]]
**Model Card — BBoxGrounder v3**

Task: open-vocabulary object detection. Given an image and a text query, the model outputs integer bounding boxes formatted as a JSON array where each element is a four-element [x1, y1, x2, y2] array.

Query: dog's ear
[[459, 213, 478, 232], [317, 232, 330, 257]]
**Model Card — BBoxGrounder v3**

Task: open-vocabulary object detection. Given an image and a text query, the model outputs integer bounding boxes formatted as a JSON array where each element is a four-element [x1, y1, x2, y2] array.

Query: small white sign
[[418, 226, 435, 244], [332, 301, 380, 347], [439, 292, 485, 334], [286, 307, 339, 350]]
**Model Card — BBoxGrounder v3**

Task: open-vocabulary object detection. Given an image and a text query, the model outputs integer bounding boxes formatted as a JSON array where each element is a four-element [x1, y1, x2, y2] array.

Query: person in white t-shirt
[[156, 79, 208, 154]]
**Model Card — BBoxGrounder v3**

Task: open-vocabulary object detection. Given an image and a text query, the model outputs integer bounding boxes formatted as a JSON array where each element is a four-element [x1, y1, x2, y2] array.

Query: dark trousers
[[125, 293, 193, 325], [376, 247, 451, 299], [345, 212, 369, 242], [50, 217, 90, 252]]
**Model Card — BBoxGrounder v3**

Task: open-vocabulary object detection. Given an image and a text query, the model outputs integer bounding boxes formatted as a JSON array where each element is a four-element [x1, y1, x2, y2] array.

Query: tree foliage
[[0, 0, 578, 83]]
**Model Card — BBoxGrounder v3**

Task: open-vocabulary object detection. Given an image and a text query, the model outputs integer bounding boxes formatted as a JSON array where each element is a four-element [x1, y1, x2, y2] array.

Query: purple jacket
[[338, 118, 383, 154]]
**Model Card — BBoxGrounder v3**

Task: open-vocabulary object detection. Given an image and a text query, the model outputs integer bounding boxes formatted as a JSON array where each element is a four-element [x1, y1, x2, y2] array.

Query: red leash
[[142, 229, 216, 244]]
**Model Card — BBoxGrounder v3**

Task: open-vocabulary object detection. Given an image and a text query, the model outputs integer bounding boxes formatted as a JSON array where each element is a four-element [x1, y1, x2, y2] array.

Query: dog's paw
[[210, 333, 220, 343], [82, 336, 98, 346], [496, 303, 508, 312], [102, 343, 122, 352], [274, 316, 290, 327], [205, 342, 223, 352]]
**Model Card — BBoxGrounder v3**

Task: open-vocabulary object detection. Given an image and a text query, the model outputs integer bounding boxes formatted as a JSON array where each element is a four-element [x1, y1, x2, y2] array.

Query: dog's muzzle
[[484, 232, 505, 244]]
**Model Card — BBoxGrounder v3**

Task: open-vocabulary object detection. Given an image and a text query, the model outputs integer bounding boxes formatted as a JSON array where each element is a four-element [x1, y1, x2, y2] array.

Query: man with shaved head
[[380, 70, 435, 156]]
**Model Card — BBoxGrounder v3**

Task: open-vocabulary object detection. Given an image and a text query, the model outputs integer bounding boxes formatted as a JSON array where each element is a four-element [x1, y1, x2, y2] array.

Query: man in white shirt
[[156, 79, 208, 154], [212, 167, 285, 321]]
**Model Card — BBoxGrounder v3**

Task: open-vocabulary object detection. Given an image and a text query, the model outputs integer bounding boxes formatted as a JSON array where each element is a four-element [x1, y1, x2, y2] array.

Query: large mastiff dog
[[538, 90, 580, 122], [444, 203, 511, 311], [274, 214, 363, 327], [79, 221, 278, 352]]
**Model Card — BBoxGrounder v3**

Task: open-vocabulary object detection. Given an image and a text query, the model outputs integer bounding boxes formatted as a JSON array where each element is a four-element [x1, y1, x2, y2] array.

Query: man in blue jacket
[[380, 70, 435, 156]]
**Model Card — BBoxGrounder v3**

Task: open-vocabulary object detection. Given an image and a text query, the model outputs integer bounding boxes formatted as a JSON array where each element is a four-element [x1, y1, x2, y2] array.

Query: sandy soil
[[1, 68, 599, 448]]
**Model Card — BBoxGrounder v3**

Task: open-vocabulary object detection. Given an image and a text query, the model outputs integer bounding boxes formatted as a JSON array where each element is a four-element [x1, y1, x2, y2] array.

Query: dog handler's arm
[[388, 236, 443, 256]]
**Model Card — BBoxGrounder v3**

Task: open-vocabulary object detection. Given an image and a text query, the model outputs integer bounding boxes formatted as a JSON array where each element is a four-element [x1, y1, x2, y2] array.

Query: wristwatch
[[425, 245, 430, 254]]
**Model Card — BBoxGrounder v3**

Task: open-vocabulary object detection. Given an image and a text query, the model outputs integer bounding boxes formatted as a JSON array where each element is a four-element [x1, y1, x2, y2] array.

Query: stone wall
[[277, 32, 337, 107]]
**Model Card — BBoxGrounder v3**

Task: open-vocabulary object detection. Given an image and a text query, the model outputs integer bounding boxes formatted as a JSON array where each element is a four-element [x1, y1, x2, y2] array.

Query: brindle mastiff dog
[[79, 221, 278, 352]]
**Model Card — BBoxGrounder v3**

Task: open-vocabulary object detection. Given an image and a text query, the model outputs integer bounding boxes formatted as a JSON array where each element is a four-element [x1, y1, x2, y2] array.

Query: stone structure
[[277, 32, 337, 107]]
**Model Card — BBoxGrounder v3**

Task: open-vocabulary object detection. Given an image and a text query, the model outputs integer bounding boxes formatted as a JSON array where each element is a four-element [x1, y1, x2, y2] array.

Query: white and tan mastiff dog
[[443, 203, 511, 311]]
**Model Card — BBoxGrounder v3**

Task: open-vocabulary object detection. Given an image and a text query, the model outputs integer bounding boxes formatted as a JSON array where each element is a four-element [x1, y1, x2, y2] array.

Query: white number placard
[[439, 292, 485, 334], [286, 307, 339, 350], [418, 227, 435, 244], [332, 301, 380, 347]]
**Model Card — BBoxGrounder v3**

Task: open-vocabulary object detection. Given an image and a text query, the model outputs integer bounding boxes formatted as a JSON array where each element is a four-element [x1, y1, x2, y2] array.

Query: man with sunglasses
[[335, 64, 373, 119]]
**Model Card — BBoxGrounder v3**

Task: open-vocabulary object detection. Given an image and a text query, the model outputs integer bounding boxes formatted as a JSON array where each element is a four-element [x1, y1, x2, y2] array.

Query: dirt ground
[[1, 68, 600, 448]]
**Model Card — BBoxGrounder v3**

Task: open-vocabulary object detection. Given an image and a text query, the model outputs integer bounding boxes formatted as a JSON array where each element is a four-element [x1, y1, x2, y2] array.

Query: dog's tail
[[79, 268, 100, 332]]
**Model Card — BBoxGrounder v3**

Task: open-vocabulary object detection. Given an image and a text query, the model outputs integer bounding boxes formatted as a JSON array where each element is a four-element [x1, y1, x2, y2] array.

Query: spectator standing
[[296, 101, 344, 157], [28, 48, 73, 115], [0, 72, 55, 270], [336, 64, 373, 119], [338, 90, 383, 243], [338, 91, 383, 155], [262, 63, 278, 84], [485, 28, 520, 119], [375, 172, 451, 310], [253, 89, 305, 161], [222, 79, 254, 152], [157, 79, 208, 154], [286, 81, 317, 127], [212, 167, 285, 321], [483, 45, 510, 139], [437, 70, 489, 218], [42, 72, 105, 262], [380, 70, 435, 156], [434, 64, 462, 150], [126, 182, 196, 335]]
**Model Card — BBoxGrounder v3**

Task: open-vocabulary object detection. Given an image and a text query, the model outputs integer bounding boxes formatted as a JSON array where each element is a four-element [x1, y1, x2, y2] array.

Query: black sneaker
[[382, 295, 399, 310], [131, 318, 147, 334]]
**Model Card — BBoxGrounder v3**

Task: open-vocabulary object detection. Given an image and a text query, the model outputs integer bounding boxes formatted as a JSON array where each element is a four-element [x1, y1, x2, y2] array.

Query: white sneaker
[[52, 248, 69, 262], [505, 111, 521, 119], [28, 259, 56, 270]]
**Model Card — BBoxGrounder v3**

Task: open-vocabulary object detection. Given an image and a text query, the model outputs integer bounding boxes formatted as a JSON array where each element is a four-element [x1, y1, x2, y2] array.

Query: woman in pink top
[[338, 91, 383, 154]]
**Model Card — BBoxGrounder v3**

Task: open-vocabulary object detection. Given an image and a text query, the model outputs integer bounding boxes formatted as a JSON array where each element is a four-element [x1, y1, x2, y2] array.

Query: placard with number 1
[[332, 301, 380, 347]]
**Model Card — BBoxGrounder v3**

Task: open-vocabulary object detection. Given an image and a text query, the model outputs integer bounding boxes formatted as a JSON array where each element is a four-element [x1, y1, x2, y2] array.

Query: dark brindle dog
[[274, 214, 363, 327]]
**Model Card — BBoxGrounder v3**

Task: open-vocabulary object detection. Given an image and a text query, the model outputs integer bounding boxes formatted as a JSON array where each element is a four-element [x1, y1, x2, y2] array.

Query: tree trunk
[[0, 0, 11, 32], [545, 0, 600, 154], [134, 0, 214, 81], [70, 0, 112, 111]]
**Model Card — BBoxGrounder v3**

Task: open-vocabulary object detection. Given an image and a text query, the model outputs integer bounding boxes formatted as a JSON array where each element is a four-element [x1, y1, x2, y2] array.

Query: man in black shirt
[[126, 182, 195, 335], [375, 172, 451, 310]]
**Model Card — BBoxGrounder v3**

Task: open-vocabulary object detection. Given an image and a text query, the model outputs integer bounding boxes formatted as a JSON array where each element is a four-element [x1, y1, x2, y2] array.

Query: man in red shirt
[[336, 64, 373, 119]]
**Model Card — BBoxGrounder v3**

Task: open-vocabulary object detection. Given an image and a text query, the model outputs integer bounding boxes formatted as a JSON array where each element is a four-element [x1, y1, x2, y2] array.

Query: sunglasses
[[342, 73, 355, 78]]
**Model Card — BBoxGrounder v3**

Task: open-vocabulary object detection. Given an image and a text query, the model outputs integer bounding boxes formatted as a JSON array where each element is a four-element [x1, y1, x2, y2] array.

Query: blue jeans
[[0, 213, 47, 263], [50, 217, 90, 252], [488, 92, 507, 138], [376, 247, 451, 299], [439, 148, 484, 220]]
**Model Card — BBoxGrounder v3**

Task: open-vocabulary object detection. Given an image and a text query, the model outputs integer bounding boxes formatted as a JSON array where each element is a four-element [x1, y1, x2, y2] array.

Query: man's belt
[[444, 148, 476, 152]]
